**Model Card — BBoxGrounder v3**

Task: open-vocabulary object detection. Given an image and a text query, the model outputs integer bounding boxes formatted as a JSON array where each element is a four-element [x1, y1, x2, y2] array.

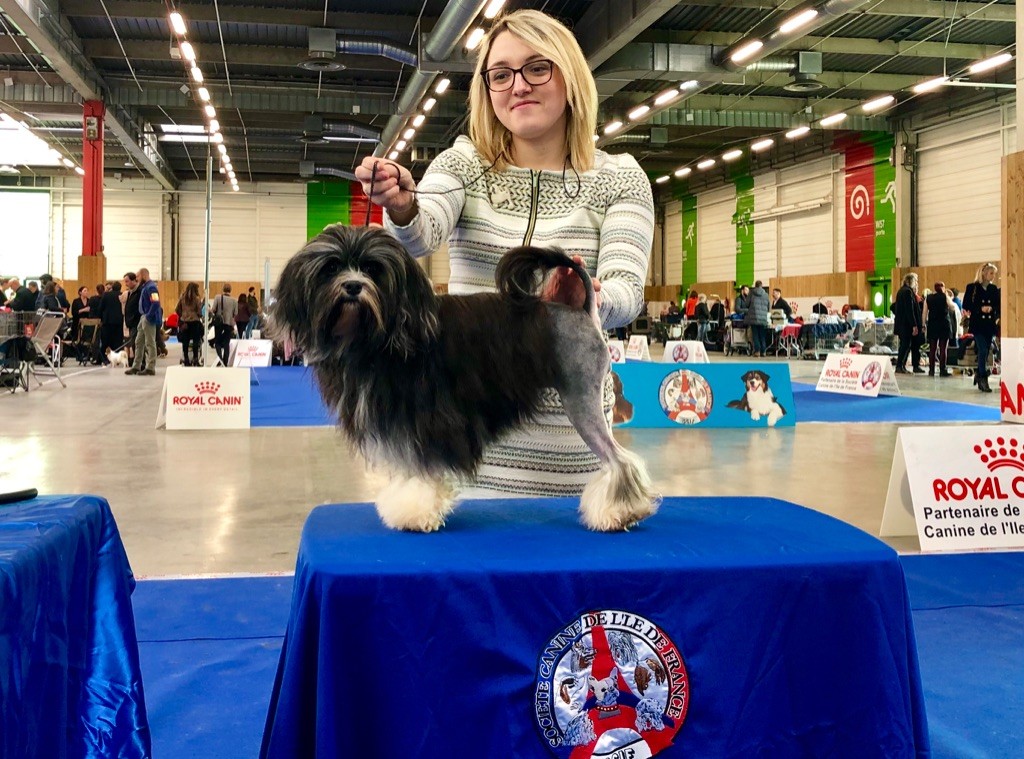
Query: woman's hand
[[354, 157, 417, 218], [541, 255, 602, 310]]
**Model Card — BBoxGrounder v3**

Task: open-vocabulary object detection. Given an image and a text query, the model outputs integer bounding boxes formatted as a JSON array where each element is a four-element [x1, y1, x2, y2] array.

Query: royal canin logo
[[195, 382, 221, 395], [839, 357, 853, 369], [974, 437, 1024, 472]]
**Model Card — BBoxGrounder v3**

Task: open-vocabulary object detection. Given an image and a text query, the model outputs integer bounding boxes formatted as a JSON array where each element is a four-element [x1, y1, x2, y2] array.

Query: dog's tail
[[496, 246, 596, 316]]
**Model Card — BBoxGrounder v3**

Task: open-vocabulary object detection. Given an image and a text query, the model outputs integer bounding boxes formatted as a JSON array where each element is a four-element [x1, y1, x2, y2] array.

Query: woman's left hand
[[541, 255, 602, 309]]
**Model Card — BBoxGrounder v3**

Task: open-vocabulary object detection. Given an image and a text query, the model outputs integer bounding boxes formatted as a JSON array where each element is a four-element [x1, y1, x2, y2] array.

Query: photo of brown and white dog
[[270, 225, 658, 533], [727, 369, 787, 426]]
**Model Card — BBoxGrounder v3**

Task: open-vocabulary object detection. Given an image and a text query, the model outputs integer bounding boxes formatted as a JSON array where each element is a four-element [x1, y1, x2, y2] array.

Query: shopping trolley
[[0, 310, 67, 392]]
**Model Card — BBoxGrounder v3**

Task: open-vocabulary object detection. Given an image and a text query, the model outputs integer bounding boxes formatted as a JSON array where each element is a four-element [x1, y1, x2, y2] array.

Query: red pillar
[[82, 100, 104, 256]]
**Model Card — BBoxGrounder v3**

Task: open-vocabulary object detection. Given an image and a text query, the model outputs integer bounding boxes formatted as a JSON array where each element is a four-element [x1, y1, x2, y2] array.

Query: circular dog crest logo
[[671, 343, 688, 362], [861, 360, 882, 391], [535, 610, 688, 758], [659, 370, 713, 424]]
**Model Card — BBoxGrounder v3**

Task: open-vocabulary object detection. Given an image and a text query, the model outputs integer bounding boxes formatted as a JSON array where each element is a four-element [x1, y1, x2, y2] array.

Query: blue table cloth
[[0, 495, 151, 758], [262, 497, 929, 759]]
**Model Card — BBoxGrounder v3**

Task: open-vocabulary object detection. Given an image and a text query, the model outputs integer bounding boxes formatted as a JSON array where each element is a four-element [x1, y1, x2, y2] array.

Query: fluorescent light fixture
[[674, 167, 692, 178], [412, 114, 425, 127], [156, 134, 215, 143], [217, 143, 227, 154], [679, 80, 699, 91], [49, 148, 62, 160], [204, 105, 216, 118], [912, 76, 947, 93], [197, 87, 210, 102], [779, 8, 818, 35], [697, 158, 716, 170], [169, 12, 187, 36], [161, 123, 205, 133], [225, 162, 233, 172], [483, 0, 505, 19], [730, 39, 763, 65], [74, 166, 85, 175], [190, 66, 203, 83], [62, 157, 74, 167], [969, 52, 1013, 74], [654, 89, 679, 106], [211, 133, 223, 144], [228, 170, 235, 179], [722, 149, 743, 161], [219, 167, 225, 174], [655, 175, 670, 184], [180, 42, 196, 64], [465, 27, 486, 50], [403, 128, 415, 140], [423, 97, 436, 112], [208, 119, 220, 133], [751, 138, 774, 152], [628, 105, 650, 121], [862, 94, 895, 113], [389, 150, 400, 160], [785, 125, 810, 139], [819, 112, 847, 127], [435, 78, 450, 95], [603, 121, 623, 135], [232, 186, 239, 192], [396, 139, 407, 150]]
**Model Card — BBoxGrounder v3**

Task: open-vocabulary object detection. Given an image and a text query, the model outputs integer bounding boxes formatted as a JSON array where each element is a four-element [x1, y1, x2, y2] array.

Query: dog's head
[[269, 225, 438, 362], [741, 369, 769, 392], [588, 667, 619, 707]]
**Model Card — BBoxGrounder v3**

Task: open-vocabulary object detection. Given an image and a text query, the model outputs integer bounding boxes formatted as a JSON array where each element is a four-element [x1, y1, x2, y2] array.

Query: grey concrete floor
[[1, 343, 1001, 577]]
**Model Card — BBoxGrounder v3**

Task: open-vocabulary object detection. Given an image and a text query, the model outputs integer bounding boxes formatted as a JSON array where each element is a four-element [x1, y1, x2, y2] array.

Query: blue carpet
[[134, 554, 1022, 758], [250, 367, 332, 427], [791, 381, 999, 423]]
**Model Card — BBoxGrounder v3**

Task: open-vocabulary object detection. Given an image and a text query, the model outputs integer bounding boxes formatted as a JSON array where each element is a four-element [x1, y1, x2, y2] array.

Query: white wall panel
[[697, 186, 735, 282], [102, 188, 163, 278], [664, 199, 683, 285], [777, 157, 834, 275], [917, 110, 1002, 265]]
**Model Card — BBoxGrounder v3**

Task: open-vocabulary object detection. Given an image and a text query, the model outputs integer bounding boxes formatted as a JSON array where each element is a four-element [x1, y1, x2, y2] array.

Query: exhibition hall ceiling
[[0, 0, 1015, 190]]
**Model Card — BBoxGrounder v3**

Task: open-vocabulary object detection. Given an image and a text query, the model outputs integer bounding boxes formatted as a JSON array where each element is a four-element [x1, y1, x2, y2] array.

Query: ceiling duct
[[301, 29, 418, 72], [299, 160, 358, 182], [746, 52, 825, 92], [300, 116, 381, 145], [593, 43, 717, 100]]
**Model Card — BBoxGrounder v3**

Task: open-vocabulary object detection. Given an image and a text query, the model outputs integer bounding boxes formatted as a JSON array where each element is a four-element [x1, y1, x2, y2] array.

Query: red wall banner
[[844, 142, 876, 272]]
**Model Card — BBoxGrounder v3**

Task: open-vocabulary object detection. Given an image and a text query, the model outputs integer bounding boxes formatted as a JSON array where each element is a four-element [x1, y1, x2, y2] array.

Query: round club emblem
[[861, 360, 882, 391], [671, 343, 689, 362], [659, 370, 713, 425], [535, 610, 689, 758], [609, 344, 623, 362]]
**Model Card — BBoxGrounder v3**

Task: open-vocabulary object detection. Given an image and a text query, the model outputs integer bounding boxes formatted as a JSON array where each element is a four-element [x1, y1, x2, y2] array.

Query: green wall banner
[[681, 194, 698, 288], [873, 137, 896, 277], [733, 175, 754, 285], [306, 181, 351, 241], [842, 133, 896, 277]]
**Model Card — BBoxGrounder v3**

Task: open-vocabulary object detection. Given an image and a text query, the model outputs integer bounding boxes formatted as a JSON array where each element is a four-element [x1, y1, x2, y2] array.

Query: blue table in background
[[0, 495, 151, 758], [262, 497, 929, 759]]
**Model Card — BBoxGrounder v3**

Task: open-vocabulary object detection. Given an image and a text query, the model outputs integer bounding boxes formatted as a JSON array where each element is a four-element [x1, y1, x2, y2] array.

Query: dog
[[106, 348, 129, 367], [610, 371, 634, 425], [727, 369, 786, 426], [271, 225, 658, 533]]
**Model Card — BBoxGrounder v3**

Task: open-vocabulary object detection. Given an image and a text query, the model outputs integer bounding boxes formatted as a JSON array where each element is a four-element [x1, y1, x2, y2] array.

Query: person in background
[[963, 263, 1000, 393], [922, 281, 952, 378], [175, 282, 204, 367], [40, 281, 61, 312], [684, 289, 698, 319], [211, 283, 238, 366], [771, 287, 792, 321], [88, 284, 104, 322], [744, 280, 771, 357], [71, 285, 90, 338], [122, 272, 141, 364], [97, 280, 124, 364], [27, 281, 39, 305], [893, 272, 924, 374], [8, 278, 34, 311], [694, 293, 711, 343], [811, 298, 828, 316], [950, 287, 963, 311], [734, 285, 751, 319], [245, 286, 260, 338], [235, 289, 251, 343], [126, 268, 161, 376], [52, 277, 69, 311]]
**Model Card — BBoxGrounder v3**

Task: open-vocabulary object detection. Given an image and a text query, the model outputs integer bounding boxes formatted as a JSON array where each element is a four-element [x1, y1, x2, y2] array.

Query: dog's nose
[[343, 282, 362, 297]]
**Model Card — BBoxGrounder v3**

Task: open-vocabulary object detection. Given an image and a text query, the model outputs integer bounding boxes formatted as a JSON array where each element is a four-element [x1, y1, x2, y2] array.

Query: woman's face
[[485, 32, 568, 147], [983, 267, 996, 284]]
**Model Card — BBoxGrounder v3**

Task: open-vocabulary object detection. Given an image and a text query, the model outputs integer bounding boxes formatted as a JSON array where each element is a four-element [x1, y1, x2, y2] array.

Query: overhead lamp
[[49, 148, 62, 160], [204, 105, 216, 118], [862, 95, 895, 113], [969, 52, 1013, 74], [751, 138, 774, 152], [412, 114, 425, 127], [785, 125, 810, 139], [722, 149, 743, 161], [655, 175, 670, 184], [180, 41, 196, 64], [912, 76, 947, 93], [674, 167, 692, 178], [232, 186, 240, 191], [217, 143, 227, 154], [435, 78, 451, 95], [389, 150, 399, 160], [483, 0, 505, 19], [465, 27, 486, 51], [679, 80, 699, 91], [403, 127, 415, 140], [654, 89, 679, 106], [225, 162, 233, 172], [228, 170, 236, 179], [74, 166, 85, 175], [628, 105, 650, 121], [169, 12, 187, 36], [197, 87, 210, 102], [396, 139, 407, 150], [208, 119, 220, 133], [190, 66, 203, 83], [819, 112, 847, 127], [423, 97, 436, 112], [729, 40, 763, 65], [219, 167, 225, 174], [62, 157, 74, 167], [211, 133, 223, 144], [603, 121, 623, 135], [697, 158, 716, 170], [779, 8, 818, 35]]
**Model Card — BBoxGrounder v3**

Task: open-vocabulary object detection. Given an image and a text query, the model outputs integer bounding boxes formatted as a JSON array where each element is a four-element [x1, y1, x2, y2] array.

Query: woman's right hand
[[355, 156, 417, 217]]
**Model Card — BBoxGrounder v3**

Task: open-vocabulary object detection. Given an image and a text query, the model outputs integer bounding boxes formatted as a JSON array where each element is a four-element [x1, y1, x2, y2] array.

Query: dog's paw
[[579, 460, 659, 532], [376, 476, 455, 532]]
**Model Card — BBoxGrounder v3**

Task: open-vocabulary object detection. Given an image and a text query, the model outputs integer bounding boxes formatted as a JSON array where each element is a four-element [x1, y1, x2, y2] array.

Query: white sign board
[[1000, 337, 1024, 424], [607, 340, 626, 364], [881, 425, 1024, 552], [661, 340, 709, 364], [229, 339, 273, 367], [626, 335, 651, 361], [816, 353, 900, 397], [156, 366, 251, 430]]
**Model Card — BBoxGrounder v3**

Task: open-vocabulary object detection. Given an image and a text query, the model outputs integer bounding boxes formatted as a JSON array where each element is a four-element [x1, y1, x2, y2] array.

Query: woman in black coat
[[893, 273, 924, 374], [922, 282, 952, 377], [962, 263, 1000, 392]]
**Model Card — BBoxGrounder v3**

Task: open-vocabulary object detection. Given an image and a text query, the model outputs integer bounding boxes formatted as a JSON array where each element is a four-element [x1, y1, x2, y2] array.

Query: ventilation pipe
[[299, 161, 357, 182], [300, 115, 381, 145], [302, 30, 418, 71]]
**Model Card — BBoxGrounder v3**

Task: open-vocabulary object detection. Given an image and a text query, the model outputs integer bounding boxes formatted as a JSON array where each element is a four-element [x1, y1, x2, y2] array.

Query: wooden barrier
[[891, 264, 994, 300], [770, 271, 870, 310]]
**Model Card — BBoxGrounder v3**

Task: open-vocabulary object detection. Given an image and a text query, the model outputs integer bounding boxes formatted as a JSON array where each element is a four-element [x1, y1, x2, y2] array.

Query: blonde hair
[[468, 10, 597, 172], [975, 262, 997, 283]]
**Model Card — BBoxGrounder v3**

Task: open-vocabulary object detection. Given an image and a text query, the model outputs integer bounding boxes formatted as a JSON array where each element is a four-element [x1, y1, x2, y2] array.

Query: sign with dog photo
[[611, 362, 795, 428], [816, 353, 900, 397]]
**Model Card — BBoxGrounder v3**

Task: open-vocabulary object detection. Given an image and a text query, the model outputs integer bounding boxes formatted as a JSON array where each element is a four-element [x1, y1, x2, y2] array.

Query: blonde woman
[[355, 9, 654, 496], [962, 263, 999, 392]]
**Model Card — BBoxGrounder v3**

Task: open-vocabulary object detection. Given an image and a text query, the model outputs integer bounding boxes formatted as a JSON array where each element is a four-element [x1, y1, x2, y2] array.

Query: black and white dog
[[271, 225, 657, 532], [727, 369, 786, 426]]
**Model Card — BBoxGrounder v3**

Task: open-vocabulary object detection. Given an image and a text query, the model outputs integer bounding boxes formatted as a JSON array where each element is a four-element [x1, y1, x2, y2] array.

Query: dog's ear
[[374, 231, 438, 356]]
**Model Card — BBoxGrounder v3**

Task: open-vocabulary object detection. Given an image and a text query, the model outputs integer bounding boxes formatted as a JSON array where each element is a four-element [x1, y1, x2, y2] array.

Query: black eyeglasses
[[481, 59, 555, 92]]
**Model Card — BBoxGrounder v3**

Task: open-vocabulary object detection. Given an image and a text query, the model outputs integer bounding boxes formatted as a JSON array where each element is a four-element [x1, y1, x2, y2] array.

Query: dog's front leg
[[376, 474, 456, 532]]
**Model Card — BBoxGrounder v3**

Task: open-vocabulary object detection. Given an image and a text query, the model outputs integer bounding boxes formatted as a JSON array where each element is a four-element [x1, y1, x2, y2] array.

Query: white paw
[[376, 477, 455, 532]]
